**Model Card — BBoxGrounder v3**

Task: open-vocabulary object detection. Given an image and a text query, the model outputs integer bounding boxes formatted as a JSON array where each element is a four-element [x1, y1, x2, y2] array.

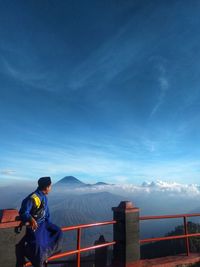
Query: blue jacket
[[19, 188, 50, 224], [18, 189, 63, 267]]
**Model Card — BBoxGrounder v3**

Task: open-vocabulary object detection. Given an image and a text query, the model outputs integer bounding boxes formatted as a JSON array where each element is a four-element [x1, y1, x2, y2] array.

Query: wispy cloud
[[0, 169, 16, 175], [0, 50, 69, 93], [1, 57, 56, 92], [68, 19, 157, 96], [151, 64, 169, 116]]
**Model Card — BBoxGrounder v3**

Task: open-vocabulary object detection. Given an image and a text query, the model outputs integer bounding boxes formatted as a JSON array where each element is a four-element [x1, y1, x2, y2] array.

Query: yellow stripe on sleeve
[[31, 194, 41, 208]]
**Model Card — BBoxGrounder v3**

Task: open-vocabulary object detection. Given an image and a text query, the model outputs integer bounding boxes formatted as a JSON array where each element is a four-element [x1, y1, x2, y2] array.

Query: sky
[[1, 0, 200, 186]]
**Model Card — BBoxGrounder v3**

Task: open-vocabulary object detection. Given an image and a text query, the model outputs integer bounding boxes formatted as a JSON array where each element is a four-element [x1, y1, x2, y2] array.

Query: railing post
[[183, 216, 190, 256], [112, 201, 140, 267], [76, 228, 81, 267], [0, 209, 26, 267], [94, 235, 108, 267]]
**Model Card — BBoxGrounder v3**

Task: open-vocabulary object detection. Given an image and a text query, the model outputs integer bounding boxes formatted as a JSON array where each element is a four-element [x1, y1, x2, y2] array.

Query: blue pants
[[24, 221, 63, 267]]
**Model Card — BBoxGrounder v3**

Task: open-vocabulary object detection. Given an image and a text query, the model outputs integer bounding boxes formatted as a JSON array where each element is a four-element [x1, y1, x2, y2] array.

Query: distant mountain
[[55, 176, 87, 187], [94, 182, 109, 186], [50, 191, 123, 225], [55, 176, 110, 188], [49, 191, 124, 250]]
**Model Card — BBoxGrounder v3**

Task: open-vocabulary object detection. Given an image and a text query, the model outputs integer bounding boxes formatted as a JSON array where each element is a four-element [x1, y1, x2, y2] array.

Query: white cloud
[[68, 17, 157, 95], [0, 53, 64, 92], [0, 169, 16, 175], [67, 179, 200, 199], [151, 64, 169, 116]]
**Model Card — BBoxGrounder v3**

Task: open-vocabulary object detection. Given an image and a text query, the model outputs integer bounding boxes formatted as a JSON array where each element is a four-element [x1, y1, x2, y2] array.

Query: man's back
[[16, 177, 63, 267], [20, 188, 50, 225]]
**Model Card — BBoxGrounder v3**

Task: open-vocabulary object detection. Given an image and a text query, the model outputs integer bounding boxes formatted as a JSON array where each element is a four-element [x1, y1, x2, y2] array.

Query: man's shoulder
[[26, 190, 37, 199], [30, 191, 43, 208], [23, 190, 40, 203]]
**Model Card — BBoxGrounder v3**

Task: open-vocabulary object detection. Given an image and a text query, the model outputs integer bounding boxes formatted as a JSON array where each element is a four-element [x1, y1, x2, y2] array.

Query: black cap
[[38, 177, 51, 189]]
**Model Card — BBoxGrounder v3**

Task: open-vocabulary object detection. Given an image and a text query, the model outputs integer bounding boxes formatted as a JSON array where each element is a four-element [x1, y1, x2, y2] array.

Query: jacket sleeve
[[19, 197, 33, 223], [45, 198, 50, 222]]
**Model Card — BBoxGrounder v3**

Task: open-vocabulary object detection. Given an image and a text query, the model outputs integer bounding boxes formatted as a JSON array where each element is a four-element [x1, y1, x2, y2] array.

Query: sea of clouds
[[70, 180, 200, 198]]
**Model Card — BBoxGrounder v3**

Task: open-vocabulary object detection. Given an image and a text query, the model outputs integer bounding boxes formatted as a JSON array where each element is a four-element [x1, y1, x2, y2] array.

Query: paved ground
[[140, 253, 200, 266]]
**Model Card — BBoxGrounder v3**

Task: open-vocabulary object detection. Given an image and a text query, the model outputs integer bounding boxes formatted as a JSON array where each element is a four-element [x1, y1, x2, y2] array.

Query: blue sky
[[1, 0, 200, 185]]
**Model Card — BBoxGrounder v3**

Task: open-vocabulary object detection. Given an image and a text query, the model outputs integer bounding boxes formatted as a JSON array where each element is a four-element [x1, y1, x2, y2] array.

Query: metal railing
[[2, 208, 200, 265], [139, 213, 200, 256], [25, 220, 116, 267]]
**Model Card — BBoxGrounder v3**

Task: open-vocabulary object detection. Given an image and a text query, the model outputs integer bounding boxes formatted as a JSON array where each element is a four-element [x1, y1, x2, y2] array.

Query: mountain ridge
[[55, 175, 110, 188]]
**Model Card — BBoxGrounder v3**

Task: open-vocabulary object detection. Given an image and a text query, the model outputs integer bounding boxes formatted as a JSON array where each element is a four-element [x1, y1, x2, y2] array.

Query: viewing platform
[[1, 201, 200, 267]]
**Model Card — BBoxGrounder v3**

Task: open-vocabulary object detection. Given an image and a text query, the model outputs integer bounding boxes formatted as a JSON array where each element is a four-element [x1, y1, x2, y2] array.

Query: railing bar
[[1, 220, 116, 231], [140, 213, 200, 220], [79, 241, 116, 253], [25, 242, 116, 266], [37, 242, 116, 265], [140, 232, 200, 244], [61, 220, 116, 232]]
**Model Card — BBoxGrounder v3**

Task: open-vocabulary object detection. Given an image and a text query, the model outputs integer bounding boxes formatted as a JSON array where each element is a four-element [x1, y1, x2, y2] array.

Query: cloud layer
[[54, 179, 200, 200]]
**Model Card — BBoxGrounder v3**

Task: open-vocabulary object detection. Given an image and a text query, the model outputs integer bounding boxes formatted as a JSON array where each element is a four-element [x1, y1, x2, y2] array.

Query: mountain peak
[[95, 182, 109, 186], [56, 176, 85, 186], [55, 176, 112, 189]]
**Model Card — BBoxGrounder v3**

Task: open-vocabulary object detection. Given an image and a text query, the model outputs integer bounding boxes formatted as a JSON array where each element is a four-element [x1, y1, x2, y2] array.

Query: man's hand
[[30, 217, 38, 231]]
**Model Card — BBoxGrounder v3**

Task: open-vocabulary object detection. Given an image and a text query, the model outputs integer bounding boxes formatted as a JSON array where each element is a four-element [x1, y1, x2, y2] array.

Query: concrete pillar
[[112, 201, 140, 267], [94, 235, 108, 267], [0, 209, 26, 267]]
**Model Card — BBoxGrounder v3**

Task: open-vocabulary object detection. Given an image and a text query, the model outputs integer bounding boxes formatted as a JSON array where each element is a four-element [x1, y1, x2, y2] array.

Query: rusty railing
[[140, 213, 200, 256], [25, 220, 116, 267]]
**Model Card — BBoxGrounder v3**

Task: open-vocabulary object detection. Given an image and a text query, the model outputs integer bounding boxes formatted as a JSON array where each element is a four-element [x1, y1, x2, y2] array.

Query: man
[[18, 177, 63, 267]]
